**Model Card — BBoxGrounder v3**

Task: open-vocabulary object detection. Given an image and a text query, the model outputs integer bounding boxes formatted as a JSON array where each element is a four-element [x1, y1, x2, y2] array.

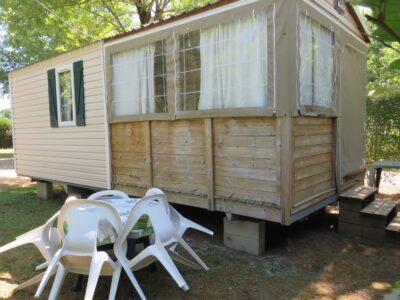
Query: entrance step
[[361, 199, 397, 225], [386, 212, 400, 243], [339, 186, 378, 212], [338, 186, 399, 242]]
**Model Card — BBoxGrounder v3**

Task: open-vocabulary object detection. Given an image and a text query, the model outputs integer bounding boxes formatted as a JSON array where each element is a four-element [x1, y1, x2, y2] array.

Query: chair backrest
[[145, 187, 164, 197], [88, 190, 130, 200], [116, 195, 175, 249], [145, 187, 180, 229], [57, 199, 122, 254]]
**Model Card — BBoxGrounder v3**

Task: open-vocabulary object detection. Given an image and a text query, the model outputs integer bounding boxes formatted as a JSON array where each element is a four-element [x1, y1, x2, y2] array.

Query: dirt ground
[[0, 156, 400, 300]]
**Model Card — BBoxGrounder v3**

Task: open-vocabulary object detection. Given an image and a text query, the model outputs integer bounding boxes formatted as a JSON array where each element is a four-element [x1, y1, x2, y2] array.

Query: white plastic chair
[[88, 190, 130, 201], [0, 211, 61, 291], [145, 188, 213, 270], [114, 195, 190, 294], [34, 199, 142, 300]]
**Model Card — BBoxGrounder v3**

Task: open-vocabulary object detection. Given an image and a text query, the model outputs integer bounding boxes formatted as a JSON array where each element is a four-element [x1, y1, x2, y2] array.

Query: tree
[[0, 0, 213, 93], [351, 0, 400, 68], [0, 108, 11, 120]]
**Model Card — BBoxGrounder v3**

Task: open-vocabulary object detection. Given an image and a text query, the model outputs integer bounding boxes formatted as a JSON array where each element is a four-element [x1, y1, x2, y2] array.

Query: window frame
[[55, 65, 76, 127]]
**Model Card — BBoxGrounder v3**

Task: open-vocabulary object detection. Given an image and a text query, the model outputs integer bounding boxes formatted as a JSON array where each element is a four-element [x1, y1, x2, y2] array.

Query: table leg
[[74, 275, 84, 292], [127, 238, 136, 260], [376, 168, 382, 188], [143, 238, 157, 272]]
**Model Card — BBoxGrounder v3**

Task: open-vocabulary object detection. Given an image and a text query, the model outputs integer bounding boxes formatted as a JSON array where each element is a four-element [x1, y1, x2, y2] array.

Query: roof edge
[[104, 0, 239, 42], [346, 2, 371, 43]]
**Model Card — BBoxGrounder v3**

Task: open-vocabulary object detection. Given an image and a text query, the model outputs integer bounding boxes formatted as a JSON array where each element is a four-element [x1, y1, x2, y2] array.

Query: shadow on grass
[[0, 182, 399, 299]]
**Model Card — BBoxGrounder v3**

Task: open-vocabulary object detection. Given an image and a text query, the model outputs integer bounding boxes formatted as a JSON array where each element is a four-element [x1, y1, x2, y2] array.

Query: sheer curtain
[[198, 12, 268, 110], [298, 14, 313, 106], [111, 44, 155, 116], [314, 25, 334, 107], [299, 14, 334, 108]]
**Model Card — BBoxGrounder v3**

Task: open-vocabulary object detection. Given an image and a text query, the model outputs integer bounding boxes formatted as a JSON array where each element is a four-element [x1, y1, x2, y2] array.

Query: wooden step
[[339, 186, 378, 212], [386, 212, 400, 234], [361, 199, 397, 218]]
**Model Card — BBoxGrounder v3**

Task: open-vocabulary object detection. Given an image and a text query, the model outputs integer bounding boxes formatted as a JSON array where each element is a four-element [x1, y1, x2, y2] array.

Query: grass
[[0, 180, 400, 299], [0, 149, 13, 160]]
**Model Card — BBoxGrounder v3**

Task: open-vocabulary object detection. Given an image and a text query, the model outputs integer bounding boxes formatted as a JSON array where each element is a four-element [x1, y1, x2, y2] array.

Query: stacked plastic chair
[[114, 191, 213, 296], [0, 211, 61, 291], [34, 199, 145, 300]]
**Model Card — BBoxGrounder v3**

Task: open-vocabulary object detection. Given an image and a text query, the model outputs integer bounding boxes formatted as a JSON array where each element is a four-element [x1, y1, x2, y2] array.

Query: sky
[[0, 95, 10, 111]]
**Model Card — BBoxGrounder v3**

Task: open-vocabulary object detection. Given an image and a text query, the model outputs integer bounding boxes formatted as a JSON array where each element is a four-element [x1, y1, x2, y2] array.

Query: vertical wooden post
[[204, 118, 215, 211], [278, 117, 294, 225], [144, 121, 153, 189]]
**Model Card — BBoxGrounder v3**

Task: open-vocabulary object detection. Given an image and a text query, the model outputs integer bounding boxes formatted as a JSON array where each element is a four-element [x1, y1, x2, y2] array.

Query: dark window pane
[[154, 55, 164, 77], [185, 48, 200, 71], [179, 50, 185, 72], [185, 92, 200, 111], [184, 30, 200, 49], [179, 30, 201, 111], [154, 40, 164, 56], [185, 70, 201, 93], [155, 96, 167, 113], [154, 75, 165, 97], [58, 70, 73, 122]]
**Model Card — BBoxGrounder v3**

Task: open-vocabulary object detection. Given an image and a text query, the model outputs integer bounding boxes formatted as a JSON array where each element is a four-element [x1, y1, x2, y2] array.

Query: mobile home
[[9, 0, 369, 250]]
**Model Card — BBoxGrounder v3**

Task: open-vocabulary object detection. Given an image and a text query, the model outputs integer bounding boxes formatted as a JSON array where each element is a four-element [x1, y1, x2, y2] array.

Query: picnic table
[[368, 160, 400, 188]]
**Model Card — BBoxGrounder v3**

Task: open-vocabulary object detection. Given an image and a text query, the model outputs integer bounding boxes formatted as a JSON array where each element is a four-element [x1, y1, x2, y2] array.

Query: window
[[179, 11, 268, 111], [298, 14, 335, 109], [111, 40, 167, 117], [47, 61, 85, 128], [56, 67, 76, 126]]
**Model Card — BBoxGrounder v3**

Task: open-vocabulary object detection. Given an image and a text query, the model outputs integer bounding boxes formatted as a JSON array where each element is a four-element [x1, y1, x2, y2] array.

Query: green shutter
[[47, 69, 58, 128], [73, 60, 86, 126]]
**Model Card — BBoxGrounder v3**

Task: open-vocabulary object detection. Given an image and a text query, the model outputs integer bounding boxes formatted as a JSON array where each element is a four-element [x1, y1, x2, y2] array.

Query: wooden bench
[[367, 160, 400, 188]]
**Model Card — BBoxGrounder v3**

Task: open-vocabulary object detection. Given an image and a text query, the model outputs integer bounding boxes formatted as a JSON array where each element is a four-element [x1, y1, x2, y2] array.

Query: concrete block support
[[223, 217, 266, 255], [37, 181, 53, 200], [65, 185, 91, 199]]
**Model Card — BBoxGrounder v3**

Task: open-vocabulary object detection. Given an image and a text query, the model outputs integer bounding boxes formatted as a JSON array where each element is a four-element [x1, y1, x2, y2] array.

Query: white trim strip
[[273, 2, 277, 113], [101, 41, 112, 189], [8, 73, 17, 171]]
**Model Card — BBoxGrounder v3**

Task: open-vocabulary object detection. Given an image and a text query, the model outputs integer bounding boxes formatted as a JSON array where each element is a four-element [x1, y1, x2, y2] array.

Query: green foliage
[[352, 0, 400, 73], [0, 118, 12, 148], [0, 108, 11, 119], [366, 92, 400, 164], [351, 0, 400, 43], [367, 38, 400, 93]]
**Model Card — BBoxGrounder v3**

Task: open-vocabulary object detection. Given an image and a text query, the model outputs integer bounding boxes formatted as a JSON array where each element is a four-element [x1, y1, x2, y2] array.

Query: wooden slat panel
[[213, 117, 279, 206], [151, 120, 207, 195], [293, 117, 334, 206], [111, 122, 147, 189]]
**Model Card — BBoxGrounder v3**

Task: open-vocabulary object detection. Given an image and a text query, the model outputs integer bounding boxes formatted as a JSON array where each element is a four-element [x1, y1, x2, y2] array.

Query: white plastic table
[[368, 160, 400, 188], [97, 197, 153, 246]]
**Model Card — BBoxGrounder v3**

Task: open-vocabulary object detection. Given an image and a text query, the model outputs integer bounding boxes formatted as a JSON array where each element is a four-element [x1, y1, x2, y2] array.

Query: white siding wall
[[10, 42, 109, 189]]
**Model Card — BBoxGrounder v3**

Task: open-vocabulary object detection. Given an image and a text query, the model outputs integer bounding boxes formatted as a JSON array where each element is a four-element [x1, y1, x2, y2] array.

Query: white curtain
[[299, 14, 313, 106], [315, 25, 334, 107], [198, 12, 268, 110], [299, 14, 334, 108], [111, 44, 155, 116]]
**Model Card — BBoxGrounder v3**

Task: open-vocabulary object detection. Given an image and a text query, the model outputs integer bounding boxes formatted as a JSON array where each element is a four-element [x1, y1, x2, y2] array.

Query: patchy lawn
[[0, 167, 399, 299]]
